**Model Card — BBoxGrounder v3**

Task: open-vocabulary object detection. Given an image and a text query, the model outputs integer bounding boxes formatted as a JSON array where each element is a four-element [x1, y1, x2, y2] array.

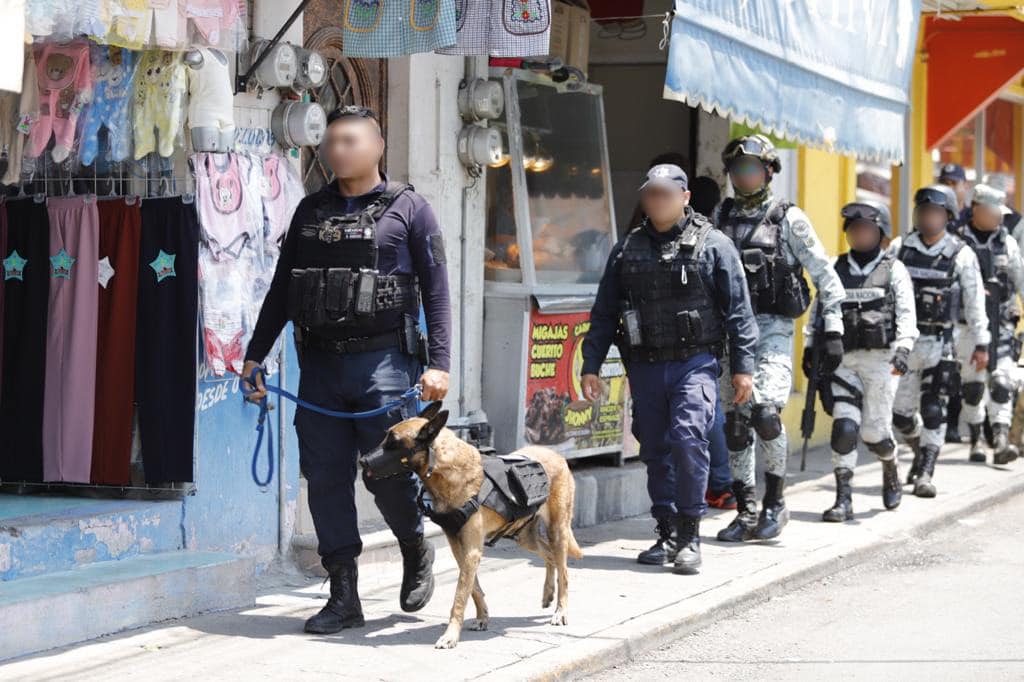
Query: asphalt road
[[588, 493, 1024, 681]]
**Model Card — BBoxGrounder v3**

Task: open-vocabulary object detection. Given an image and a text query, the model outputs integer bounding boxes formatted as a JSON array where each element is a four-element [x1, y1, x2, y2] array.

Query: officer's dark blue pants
[[294, 345, 424, 568], [626, 353, 718, 520], [708, 396, 732, 492]]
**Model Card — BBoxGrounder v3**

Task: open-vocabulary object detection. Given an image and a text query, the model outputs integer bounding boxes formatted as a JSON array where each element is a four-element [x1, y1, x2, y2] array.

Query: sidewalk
[[4, 443, 1023, 681]]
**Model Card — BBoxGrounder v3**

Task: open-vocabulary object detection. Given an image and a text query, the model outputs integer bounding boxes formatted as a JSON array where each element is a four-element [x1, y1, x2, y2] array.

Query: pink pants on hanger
[[42, 197, 100, 483]]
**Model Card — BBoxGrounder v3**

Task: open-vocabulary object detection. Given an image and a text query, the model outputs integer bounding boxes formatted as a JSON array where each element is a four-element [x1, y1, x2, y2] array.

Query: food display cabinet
[[481, 68, 630, 463]]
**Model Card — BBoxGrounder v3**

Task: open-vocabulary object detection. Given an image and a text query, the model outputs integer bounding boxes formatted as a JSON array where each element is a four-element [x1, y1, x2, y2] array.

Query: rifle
[[799, 324, 824, 472], [986, 278, 1000, 373]]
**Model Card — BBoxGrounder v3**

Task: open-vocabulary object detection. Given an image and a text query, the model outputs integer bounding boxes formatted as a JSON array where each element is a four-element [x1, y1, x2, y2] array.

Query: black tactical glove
[[822, 332, 844, 374], [890, 347, 910, 375]]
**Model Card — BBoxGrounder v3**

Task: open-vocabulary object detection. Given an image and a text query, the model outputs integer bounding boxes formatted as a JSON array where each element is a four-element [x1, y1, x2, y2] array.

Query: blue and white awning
[[664, 0, 922, 163]]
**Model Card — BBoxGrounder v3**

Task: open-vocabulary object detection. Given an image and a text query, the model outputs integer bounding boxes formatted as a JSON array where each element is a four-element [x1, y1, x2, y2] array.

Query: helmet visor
[[723, 137, 770, 164], [841, 203, 881, 223]]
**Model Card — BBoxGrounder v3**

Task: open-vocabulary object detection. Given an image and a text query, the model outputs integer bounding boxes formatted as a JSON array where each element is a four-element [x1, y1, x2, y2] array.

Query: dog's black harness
[[418, 452, 551, 544]]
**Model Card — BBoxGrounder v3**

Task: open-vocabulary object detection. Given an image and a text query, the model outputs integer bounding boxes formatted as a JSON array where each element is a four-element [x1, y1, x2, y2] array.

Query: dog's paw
[[542, 589, 554, 609], [434, 629, 461, 649], [468, 617, 489, 631], [549, 609, 568, 626]]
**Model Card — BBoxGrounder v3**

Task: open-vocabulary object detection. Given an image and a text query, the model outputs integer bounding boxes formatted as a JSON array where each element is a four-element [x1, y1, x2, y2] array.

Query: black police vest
[[958, 225, 1017, 324], [834, 253, 897, 352], [897, 234, 964, 335], [287, 182, 419, 336], [616, 214, 726, 362], [716, 198, 811, 318]]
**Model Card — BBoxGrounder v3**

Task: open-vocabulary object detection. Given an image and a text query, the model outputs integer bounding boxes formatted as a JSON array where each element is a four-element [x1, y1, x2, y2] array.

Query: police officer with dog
[[242, 106, 451, 634], [804, 201, 918, 522], [953, 183, 1024, 465], [890, 184, 988, 498], [581, 163, 758, 576], [713, 135, 845, 543]]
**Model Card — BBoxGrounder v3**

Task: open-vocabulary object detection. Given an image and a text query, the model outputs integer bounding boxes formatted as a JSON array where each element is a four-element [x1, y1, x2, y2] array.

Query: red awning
[[925, 15, 1024, 149]]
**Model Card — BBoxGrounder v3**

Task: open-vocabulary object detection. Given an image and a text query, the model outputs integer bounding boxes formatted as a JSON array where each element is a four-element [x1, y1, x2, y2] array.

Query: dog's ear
[[418, 400, 443, 421], [416, 408, 449, 445]]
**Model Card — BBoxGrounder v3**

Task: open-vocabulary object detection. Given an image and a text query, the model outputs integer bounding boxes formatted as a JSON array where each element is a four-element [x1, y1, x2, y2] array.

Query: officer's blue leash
[[237, 367, 421, 489]]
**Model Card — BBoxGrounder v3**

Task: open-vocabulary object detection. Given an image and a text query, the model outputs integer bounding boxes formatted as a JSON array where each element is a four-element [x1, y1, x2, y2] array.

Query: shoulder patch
[[791, 219, 813, 247], [428, 232, 446, 265]]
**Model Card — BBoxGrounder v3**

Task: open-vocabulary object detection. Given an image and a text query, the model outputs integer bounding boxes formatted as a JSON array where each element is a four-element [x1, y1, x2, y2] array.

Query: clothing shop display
[[438, 0, 552, 56], [186, 47, 234, 137], [182, 0, 241, 49], [25, 41, 92, 163], [42, 196, 100, 483], [137, 196, 198, 483], [133, 50, 187, 159], [80, 45, 138, 167], [0, 200, 51, 483], [342, 0, 458, 57], [91, 198, 141, 485]]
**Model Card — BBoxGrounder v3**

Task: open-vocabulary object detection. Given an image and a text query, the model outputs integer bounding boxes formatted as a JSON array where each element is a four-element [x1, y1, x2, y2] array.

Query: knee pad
[[751, 403, 783, 441], [865, 438, 896, 457], [990, 374, 1014, 403], [892, 411, 916, 434], [724, 411, 753, 451], [961, 381, 986, 406], [830, 418, 859, 454], [920, 393, 944, 430]]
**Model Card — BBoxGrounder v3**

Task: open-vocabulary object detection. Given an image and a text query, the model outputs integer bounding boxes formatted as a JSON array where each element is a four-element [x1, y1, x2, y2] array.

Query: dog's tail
[[567, 528, 583, 560], [566, 476, 584, 560]]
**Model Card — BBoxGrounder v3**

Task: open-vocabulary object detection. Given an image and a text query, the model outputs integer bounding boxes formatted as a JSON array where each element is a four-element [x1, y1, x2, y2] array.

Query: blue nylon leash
[[238, 367, 421, 488]]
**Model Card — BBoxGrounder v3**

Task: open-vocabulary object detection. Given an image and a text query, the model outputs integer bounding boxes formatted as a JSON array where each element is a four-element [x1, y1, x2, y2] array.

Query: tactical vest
[[716, 198, 811, 318], [286, 182, 419, 336], [834, 253, 897, 352], [616, 213, 726, 362], [897, 234, 964, 336], [958, 225, 1017, 325]]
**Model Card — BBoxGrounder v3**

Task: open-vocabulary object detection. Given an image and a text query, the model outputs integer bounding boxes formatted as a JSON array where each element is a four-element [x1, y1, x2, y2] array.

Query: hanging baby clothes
[[25, 41, 92, 163], [136, 197, 198, 483], [0, 0, 25, 92], [91, 198, 141, 485], [1, 50, 37, 186], [438, 0, 552, 56], [107, 0, 185, 49], [0, 200, 50, 483], [133, 50, 187, 159], [186, 47, 234, 137], [341, 0, 458, 57], [80, 45, 138, 167], [182, 0, 240, 49], [42, 196, 100, 483], [193, 152, 261, 376]]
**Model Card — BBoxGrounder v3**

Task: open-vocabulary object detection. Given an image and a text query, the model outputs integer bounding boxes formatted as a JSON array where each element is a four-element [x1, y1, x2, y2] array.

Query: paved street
[[590, 493, 1024, 681]]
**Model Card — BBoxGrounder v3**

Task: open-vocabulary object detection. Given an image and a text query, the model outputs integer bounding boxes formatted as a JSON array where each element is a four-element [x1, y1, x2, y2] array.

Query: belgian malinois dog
[[360, 402, 583, 649]]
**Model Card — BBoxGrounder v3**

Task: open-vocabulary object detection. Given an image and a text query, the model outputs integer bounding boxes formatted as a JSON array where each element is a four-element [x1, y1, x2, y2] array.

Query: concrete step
[[0, 495, 184, 581], [0, 550, 254, 661]]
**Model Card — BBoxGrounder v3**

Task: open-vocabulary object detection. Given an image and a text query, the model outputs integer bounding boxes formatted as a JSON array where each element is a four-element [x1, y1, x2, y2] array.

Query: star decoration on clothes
[[49, 248, 76, 280], [149, 250, 177, 282], [3, 250, 27, 281]]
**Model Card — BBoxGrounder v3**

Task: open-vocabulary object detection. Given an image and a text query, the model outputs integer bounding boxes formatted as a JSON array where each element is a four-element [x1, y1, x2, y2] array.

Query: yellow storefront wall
[[782, 148, 857, 452]]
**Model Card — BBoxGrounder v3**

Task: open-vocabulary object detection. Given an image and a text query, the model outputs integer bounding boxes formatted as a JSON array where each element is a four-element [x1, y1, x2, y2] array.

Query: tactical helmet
[[722, 134, 782, 174], [914, 184, 959, 219], [841, 200, 892, 238]]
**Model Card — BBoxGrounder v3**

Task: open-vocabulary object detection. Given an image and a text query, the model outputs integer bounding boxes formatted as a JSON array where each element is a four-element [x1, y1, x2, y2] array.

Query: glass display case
[[481, 69, 627, 462]]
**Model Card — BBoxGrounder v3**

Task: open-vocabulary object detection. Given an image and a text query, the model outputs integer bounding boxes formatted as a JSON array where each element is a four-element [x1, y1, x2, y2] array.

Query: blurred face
[[914, 204, 949, 240], [728, 156, 767, 194], [972, 202, 1003, 231], [939, 178, 967, 208], [845, 219, 882, 252], [322, 116, 385, 180], [640, 185, 690, 228]]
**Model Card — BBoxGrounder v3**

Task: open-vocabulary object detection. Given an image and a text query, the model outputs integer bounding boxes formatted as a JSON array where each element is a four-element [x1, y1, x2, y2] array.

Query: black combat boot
[[992, 424, 1019, 465], [822, 468, 854, 522], [716, 480, 758, 542], [905, 436, 923, 485], [881, 458, 902, 510], [913, 446, 939, 498], [398, 535, 435, 612], [304, 559, 365, 634], [968, 423, 987, 463], [754, 472, 789, 539], [673, 516, 702, 575], [637, 517, 679, 565]]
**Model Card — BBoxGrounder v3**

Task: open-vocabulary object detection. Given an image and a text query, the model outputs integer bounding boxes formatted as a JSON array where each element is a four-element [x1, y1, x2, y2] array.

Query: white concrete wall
[[386, 54, 488, 420]]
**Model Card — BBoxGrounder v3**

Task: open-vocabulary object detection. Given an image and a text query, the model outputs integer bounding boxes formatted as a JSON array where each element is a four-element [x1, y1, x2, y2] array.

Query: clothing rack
[[11, 151, 196, 203]]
